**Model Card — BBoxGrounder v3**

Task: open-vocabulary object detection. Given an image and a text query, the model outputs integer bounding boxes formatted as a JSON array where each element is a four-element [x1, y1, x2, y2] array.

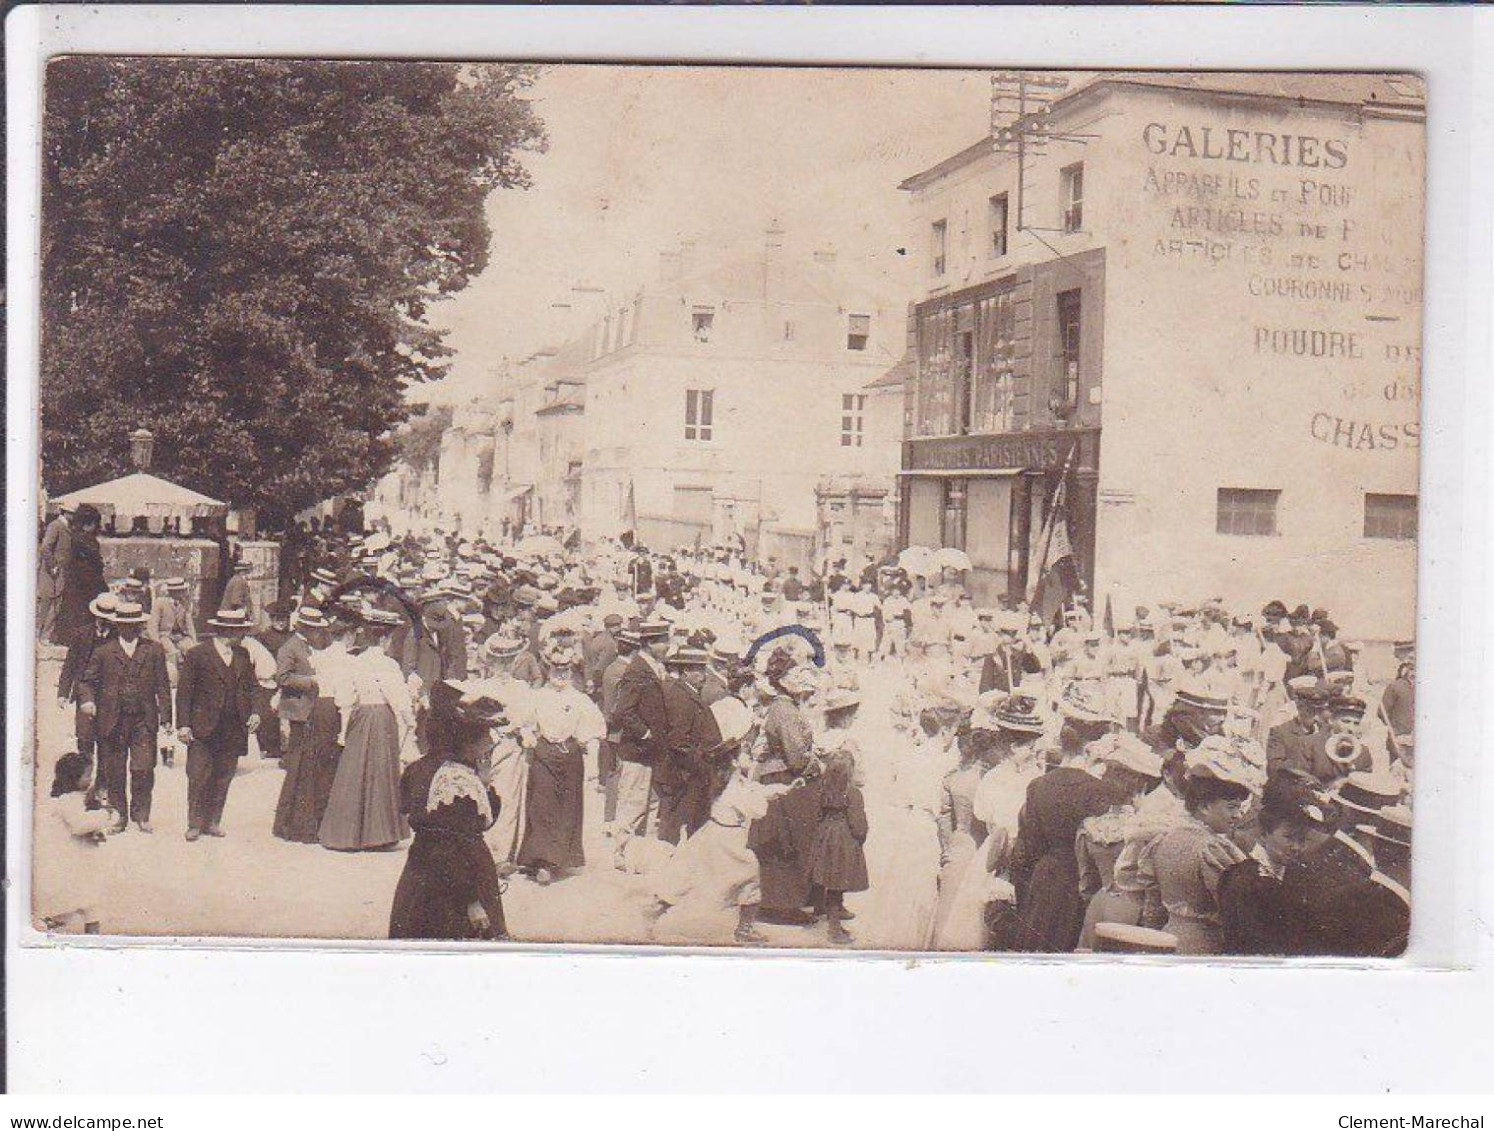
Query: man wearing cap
[[176, 609, 262, 840], [1266, 678, 1332, 783], [78, 600, 173, 833], [1281, 780, 1410, 957], [609, 622, 671, 840]]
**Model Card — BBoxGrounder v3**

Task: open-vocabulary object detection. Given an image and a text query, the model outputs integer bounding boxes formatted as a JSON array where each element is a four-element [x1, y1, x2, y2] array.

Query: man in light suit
[[176, 607, 261, 840], [79, 600, 173, 833]]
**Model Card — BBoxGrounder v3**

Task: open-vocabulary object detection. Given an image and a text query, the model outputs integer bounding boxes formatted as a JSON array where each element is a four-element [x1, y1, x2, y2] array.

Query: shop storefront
[[899, 427, 1100, 606]]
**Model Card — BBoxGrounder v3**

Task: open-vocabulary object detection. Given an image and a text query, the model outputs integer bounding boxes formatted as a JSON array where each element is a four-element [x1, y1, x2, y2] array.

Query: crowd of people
[[36, 518, 1415, 956]]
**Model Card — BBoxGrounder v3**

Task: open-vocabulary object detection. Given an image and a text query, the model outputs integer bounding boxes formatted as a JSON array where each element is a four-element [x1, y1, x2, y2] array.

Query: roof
[[866, 349, 915, 390], [54, 472, 228, 521], [899, 71, 1425, 191]]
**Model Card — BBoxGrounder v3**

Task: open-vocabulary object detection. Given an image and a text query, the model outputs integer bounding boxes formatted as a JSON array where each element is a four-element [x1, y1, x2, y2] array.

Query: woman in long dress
[[747, 662, 824, 925], [389, 682, 511, 941], [274, 617, 354, 843], [319, 610, 417, 851], [515, 652, 598, 883], [931, 733, 984, 943]]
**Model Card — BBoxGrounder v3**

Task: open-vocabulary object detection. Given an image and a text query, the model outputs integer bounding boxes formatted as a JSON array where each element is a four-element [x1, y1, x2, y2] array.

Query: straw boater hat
[[163, 577, 188, 594], [231, 559, 254, 574], [1357, 803, 1412, 850], [206, 607, 254, 631], [108, 600, 149, 625], [1332, 771, 1404, 820], [665, 645, 712, 670], [88, 593, 120, 620], [1173, 682, 1230, 714], [310, 567, 338, 586], [292, 605, 330, 630], [1093, 922, 1179, 955], [361, 607, 403, 629]]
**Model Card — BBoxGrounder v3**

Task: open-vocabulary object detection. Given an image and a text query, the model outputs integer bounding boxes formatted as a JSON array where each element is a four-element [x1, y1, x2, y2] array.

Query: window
[[942, 480, 967, 550], [931, 219, 947, 277], [1217, 488, 1280, 536], [691, 306, 714, 342], [784, 320, 796, 341], [1061, 163, 1084, 233], [1056, 289, 1082, 411], [847, 313, 871, 351], [685, 389, 714, 442], [989, 193, 1009, 257], [840, 394, 866, 447], [1364, 493, 1417, 540], [616, 306, 629, 347]]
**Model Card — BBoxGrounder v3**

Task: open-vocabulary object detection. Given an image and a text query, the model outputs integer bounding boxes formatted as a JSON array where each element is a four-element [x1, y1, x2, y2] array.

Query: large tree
[[41, 58, 544, 524]]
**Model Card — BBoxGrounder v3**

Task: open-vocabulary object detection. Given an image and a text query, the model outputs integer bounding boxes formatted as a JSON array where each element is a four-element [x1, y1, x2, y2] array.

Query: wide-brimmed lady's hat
[[992, 694, 1047, 736], [482, 633, 527, 660], [1060, 681, 1118, 724], [207, 607, 254, 631], [1174, 683, 1229, 714], [1090, 731, 1163, 779]]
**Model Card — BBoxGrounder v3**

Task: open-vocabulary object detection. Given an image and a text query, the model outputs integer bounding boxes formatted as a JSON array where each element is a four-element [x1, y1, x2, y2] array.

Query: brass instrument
[[1325, 731, 1370, 769]]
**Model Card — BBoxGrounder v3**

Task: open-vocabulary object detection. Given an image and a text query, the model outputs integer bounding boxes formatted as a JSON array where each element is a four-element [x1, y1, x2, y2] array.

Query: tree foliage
[[41, 58, 545, 524], [397, 403, 454, 475]]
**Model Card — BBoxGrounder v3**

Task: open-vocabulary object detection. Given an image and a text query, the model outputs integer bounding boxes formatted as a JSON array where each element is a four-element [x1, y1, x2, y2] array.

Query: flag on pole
[[1025, 441, 1078, 607]]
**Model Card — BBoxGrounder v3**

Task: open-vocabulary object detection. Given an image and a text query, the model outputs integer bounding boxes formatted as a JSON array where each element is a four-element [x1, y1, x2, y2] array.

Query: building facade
[[897, 74, 1424, 638], [575, 232, 905, 569]]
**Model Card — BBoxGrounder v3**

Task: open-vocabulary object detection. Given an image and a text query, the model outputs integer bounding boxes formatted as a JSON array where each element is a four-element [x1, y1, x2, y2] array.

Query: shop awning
[[898, 468, 1024, 478]]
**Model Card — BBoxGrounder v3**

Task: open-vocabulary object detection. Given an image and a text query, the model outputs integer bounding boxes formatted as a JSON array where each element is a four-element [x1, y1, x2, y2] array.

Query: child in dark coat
[[807, 746, 869, 945]]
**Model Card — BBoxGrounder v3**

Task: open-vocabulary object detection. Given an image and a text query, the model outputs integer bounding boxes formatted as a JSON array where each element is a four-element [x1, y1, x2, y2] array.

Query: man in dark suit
[[176, 608, 261, 840], [1267, 679, 1333, 782], [628, 547, 653, 598], [608, 623, 670, 839], [78, 600, 173, 833], [656, 646, 718, 845], [582, 614, 622, 698], [57, 592, 117, 799]]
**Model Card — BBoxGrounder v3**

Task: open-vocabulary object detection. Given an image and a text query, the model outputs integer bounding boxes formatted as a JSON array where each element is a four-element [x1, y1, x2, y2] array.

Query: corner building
[[897, 73, 1423, 638]]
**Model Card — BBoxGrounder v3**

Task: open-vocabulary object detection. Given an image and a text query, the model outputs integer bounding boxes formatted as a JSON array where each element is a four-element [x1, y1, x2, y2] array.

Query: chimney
[[763, 221, 786, 300], [129, 428, 154, 471], [813, 245, 838, 267], [659, 249, 682, 283]]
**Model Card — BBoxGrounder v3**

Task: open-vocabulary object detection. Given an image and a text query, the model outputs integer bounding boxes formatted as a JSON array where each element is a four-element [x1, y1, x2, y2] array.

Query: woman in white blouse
[[319, 608, 417, 851]]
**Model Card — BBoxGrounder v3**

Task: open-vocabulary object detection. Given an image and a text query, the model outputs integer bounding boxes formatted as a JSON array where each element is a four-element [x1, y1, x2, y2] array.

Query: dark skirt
[[515, 739, 586, 871], [319, 704, 407, 851], [273, 699, 342, 843], [1013, 852, 1086, 953], [749, 777, 825, 913], [807, 815, 869, 894], [389, 829, 505, 941]]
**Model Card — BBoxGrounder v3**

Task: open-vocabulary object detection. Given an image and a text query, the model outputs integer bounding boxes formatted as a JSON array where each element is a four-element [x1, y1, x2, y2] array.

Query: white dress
[[34, 793, 115, 926], [651, 777, 776, 945]]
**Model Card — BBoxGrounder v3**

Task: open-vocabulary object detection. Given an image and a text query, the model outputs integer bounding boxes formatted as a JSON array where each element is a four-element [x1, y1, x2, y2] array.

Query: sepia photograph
[[27, 59, 1424, 958]]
